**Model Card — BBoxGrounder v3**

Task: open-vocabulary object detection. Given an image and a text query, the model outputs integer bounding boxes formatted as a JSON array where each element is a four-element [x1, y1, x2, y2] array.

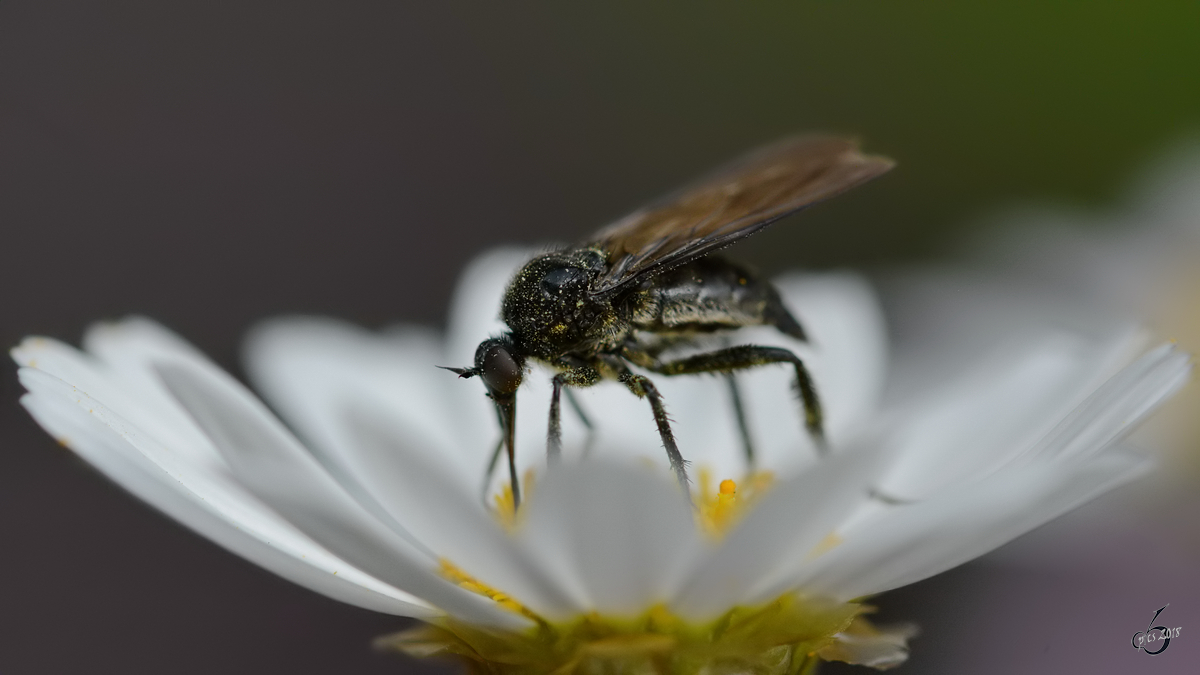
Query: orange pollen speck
[[697, 469, 774, 539]]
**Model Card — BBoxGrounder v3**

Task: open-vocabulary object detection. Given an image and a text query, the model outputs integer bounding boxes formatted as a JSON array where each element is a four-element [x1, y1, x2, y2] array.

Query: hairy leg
[[548, 365, 600, 460], [563, 387, 596, 456], [724, 373, 757, 465], [595, 354, 691, 495], [639, 344, 826, 456]]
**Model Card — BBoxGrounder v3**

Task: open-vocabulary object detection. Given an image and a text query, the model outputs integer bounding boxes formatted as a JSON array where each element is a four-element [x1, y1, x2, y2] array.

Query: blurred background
[[1, 2, 1198, 673]]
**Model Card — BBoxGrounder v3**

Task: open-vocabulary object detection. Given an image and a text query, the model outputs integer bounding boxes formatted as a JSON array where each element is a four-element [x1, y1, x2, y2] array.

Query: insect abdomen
[[628, 257, 804, 339]]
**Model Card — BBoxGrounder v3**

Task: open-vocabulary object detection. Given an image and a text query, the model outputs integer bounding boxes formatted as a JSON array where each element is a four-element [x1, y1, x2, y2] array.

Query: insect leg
[[607, 364, 691, 495], [478, 401, 512, 503], [724, 373, 757, 465], [548, 366, 600, 460], [480, 435, 505, 506], [646, 345, 826, 456], [563, 387, 597, 456]]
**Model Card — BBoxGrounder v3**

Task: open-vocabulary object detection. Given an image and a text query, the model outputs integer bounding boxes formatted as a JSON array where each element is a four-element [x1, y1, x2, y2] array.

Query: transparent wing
[[587, 136, 894, 294]]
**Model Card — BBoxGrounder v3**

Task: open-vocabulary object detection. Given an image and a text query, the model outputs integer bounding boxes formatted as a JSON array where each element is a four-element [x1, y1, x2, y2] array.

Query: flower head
[[12, 248, 1190, 673]]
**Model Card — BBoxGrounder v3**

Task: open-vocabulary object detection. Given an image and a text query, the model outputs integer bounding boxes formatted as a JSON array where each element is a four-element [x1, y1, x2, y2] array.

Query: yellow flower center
[[421, 467, 893, 673], [379, 589, 870, 675]]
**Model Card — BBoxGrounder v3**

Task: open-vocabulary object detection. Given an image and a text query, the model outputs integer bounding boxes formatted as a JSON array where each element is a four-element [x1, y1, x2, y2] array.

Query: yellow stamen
[[492, 469, 538, 532], [492, 484, 518, 531], [696, 467, 774, 539], [438, 559, 535, 619]]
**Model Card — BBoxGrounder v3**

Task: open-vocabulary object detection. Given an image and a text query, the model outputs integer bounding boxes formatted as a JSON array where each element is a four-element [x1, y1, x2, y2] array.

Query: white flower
[[12, 248, 1190, 673]]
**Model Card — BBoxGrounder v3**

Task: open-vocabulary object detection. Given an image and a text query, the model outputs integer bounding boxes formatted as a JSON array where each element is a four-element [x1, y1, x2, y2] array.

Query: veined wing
[[587, 136, 893, 295]]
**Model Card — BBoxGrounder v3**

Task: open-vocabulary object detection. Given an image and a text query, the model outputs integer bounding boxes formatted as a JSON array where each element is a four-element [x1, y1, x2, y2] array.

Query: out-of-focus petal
[[669, 435, 889, 618], [1026, 342, 1192, 464], [332, 402, 593, 618], [792, 447, 1151, 601], [515, 461, 702, 619], [872, 329, 1146, 501]]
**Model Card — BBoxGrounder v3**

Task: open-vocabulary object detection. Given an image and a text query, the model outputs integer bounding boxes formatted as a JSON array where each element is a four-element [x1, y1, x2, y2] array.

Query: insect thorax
[[501, 248, 627, 360]]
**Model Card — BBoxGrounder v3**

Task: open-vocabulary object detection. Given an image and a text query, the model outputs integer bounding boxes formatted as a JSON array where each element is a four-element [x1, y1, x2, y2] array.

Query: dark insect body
[[446, 136, 894, 507]]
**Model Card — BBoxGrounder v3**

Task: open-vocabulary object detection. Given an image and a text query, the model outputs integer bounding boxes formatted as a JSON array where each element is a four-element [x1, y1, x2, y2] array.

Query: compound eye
[[541, 266, 584, 298], [478, 342, 523, 396]]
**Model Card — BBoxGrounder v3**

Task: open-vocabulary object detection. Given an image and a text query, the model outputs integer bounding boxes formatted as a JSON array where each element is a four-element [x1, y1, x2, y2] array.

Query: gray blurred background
[[2, 2, 1198, 673]]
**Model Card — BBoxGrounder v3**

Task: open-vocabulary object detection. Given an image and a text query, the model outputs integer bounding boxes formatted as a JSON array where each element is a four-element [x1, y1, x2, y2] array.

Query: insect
[[446, 136, 893, 507]]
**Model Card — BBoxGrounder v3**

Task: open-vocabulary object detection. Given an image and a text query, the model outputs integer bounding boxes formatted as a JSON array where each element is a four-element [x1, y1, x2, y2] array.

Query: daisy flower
[[12, 248, 1190, 674]]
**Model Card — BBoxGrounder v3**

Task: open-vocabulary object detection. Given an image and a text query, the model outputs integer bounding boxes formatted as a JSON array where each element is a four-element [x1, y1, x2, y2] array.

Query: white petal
[[243, 314, 589, 502], [1026, 342, 1192, 464], [332, 402, 591, 617], [872, 328, 1148, 501], [13, 327, 220, 468], [669, 436, 889, 619], [791, 447, 1151, 601], [243, 317, 476, 479], [152, 358, 529, 628], [515, 461, 702, 619], [16, 367, 435, 618]]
